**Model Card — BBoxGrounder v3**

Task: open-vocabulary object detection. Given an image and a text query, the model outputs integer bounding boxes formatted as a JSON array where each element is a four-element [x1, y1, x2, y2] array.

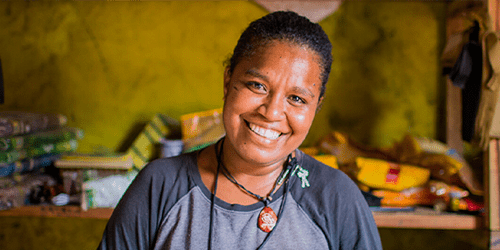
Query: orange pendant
[[258, 206, 278, 233]]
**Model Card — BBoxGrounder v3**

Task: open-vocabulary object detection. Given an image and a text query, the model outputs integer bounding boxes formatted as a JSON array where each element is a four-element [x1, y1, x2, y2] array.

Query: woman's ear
[[223, 67, 231, 100], [316, 97, 324, 113]]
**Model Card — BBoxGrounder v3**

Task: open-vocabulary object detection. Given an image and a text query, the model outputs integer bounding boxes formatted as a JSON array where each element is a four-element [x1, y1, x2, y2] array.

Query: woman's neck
[[220, 138, 288, 185], [197, 139, 293, 205]]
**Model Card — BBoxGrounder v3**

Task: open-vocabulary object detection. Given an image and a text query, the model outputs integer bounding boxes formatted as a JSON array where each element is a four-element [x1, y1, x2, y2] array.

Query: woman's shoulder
[[120, 152, 200, 208], [135, 152, 198, 183], [295, 150, 362, 199], [294, 151, 382, 250], [143, 152, 196, 170], [298, 152, 353, 185]]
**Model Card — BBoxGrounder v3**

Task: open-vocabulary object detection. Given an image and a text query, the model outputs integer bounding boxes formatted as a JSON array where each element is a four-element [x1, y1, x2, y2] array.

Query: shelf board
[[0, 205, 484, 230], [0, 205, 112, 219], [373, 208, 484, 230]]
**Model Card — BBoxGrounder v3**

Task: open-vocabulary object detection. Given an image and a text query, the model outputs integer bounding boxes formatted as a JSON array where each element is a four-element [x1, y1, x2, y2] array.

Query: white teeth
[[249, 123, 281, 140]]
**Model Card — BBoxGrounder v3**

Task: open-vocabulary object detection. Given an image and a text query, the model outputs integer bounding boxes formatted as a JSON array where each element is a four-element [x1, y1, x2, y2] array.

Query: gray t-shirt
[[98, 150, 382, 250]]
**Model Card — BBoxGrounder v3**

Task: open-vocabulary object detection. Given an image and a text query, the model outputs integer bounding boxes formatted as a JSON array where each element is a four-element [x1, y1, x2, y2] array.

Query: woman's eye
[[246, 82, 266, 92], [289, 95, 306, 104]]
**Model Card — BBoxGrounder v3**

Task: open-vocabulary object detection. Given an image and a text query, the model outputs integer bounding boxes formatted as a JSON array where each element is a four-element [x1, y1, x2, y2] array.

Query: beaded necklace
[[208, 137, 296, 250]]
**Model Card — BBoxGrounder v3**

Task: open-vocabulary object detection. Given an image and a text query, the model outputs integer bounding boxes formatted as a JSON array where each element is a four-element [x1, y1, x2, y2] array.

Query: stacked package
[[127, 113, 181, 171], [0, 111, 84, 210], [180, 108, 225, 153], [305, 131, 484, 214], [54, 153, 134, 210], [54, 113, 181, 210]]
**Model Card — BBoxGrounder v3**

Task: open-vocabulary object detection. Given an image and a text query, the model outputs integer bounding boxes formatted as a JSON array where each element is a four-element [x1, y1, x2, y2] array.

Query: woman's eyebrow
[[244, 69, 269, 82], [293, 86, 315, 99]]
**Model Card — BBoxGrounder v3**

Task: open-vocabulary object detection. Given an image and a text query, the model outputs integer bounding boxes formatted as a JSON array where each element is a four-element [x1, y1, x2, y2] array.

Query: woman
[[98, 11, 382, 250]]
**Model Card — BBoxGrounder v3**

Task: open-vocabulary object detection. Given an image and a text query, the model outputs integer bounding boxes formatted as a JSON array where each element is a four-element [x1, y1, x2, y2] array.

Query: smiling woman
[[98, 11, 382, 250], [222, 42, 322, 168]]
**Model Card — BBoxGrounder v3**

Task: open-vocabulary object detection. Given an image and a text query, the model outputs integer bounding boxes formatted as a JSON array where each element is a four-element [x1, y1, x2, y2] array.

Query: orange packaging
[[372, 180, 469, 208]]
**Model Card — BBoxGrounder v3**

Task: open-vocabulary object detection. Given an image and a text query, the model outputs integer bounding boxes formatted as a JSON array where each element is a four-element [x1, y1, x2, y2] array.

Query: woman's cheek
[[295, 114, 306, 122], [240, 94, 262, 110], [293, 110, 316, 129]]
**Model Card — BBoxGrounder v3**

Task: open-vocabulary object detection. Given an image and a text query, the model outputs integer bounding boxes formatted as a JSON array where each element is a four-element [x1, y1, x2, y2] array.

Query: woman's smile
[[246, 121, 282, 140]]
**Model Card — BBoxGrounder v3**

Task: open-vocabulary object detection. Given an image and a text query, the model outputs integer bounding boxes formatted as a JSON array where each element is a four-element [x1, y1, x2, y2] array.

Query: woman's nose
[[258, 94, 286, 121]]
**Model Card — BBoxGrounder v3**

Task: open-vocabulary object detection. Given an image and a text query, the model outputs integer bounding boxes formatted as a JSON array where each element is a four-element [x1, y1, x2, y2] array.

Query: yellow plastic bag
[[356, 157, 430, 192]]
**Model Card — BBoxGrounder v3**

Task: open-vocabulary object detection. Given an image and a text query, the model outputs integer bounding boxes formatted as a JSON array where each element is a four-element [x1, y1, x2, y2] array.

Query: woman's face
[[223, 41, 323, 166]]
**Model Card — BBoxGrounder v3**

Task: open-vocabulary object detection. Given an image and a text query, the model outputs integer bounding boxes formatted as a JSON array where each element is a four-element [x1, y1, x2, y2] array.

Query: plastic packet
[[355, 157, 430, 192], [180, 108, 225, 152], [81, 171, 137, 210], [372, 180, 470, 211], [318, 131, 394, 165], [391, 134, 483, 195]]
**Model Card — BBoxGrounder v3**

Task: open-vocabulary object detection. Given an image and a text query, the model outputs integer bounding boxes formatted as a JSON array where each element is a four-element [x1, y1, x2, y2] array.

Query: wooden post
[[487, 1, 500, 249], [487, 139, 500, 230], [488, 0, 499, 31]]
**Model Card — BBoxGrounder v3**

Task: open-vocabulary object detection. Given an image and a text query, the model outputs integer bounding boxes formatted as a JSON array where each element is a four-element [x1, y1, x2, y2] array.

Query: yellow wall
[[0, 1, 264, 153], [314, 2, 445, 147], [0, 1, 445, 153]]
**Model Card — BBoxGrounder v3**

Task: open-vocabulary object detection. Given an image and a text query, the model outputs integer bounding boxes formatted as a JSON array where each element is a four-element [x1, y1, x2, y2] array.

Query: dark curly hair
[[226, 11, 333, 100]]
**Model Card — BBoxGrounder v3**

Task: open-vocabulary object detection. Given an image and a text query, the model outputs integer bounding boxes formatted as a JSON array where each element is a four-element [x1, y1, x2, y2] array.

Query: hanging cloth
[[473, 31, 500, 149], [449, 21, 483, 142]]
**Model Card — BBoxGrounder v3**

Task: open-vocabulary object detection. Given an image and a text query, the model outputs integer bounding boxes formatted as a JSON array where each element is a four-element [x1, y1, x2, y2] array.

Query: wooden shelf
[[0, 205, 112, 219], [0, 205, 483, 229], [373, 209, 484, 230]]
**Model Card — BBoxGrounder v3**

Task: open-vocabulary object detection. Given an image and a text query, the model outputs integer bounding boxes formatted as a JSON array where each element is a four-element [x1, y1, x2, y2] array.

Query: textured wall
[[1, 1, 444, 153], [0, 1, 265, 153], [309, 2, 446, 147]]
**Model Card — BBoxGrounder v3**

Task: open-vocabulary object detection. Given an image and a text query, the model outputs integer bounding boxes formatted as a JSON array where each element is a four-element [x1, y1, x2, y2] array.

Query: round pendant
[[258, 206, 278, 233]]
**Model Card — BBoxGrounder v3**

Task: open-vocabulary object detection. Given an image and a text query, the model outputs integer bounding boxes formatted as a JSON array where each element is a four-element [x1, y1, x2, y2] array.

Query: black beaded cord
[[218, 152, 288, 207], [208, 137, 297, 250]]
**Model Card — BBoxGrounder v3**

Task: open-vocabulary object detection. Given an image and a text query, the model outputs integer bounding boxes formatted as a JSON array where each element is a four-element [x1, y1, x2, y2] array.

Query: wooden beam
[[486, 139, 500, 231], [0, 205, 113, 219], [488, 0, 500, 31], [373, 211, 482, 230]]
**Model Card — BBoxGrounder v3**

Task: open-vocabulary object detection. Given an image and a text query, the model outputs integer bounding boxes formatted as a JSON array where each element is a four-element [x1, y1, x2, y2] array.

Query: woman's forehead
[[247, 41, 320, 66], [253, 39, 317, 57], [231, 42, 323, 96], [239, 42, 322, 82]]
